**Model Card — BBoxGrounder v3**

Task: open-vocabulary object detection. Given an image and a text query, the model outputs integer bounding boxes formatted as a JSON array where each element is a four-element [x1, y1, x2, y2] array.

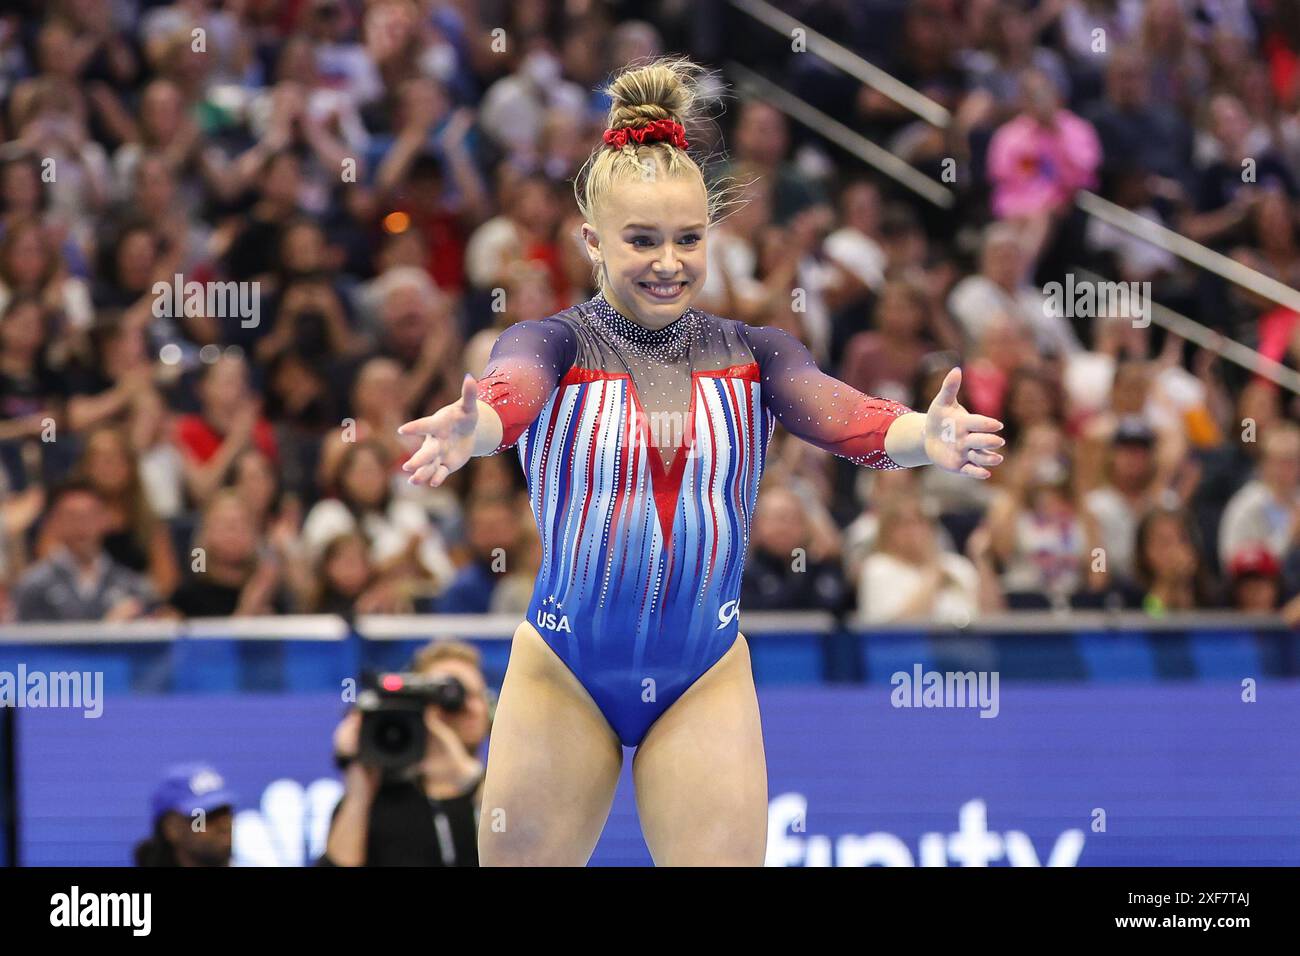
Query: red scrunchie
[[602, 118, 689, 150]]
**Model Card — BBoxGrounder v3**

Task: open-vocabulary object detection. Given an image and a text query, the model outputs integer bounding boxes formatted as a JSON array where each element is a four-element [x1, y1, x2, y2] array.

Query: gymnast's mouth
[[638, 280, 688, 299]]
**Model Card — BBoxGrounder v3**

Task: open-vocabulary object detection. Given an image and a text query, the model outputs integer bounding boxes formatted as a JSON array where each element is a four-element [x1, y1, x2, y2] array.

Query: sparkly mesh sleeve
[[740, 323, 915, 469], [475, 318, 579, 455]]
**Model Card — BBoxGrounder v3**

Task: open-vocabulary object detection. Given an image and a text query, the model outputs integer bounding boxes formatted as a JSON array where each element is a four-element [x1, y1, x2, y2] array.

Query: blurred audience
[[168, 489, 289, 617], [12, 479, 157, 622], [0, 0, 1294, 627], [742, 484, 850, 612], [857, 494, 981, 625]]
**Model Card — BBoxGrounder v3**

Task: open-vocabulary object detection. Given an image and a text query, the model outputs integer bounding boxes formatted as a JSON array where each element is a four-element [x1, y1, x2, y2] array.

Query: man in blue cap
[[134, 763, 236, 867]]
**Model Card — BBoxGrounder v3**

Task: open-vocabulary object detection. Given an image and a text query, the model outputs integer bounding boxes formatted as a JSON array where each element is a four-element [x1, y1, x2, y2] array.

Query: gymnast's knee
[[477, 813, 590, 867], [654, 832, 766, 867]]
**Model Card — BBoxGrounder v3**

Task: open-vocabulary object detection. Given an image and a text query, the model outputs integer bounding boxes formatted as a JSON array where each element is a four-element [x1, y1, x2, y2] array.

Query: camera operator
[[318, 640, 491, 866]]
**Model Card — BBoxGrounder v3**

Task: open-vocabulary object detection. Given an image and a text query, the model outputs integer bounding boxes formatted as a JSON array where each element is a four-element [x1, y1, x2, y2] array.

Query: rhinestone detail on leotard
[[581, 292, 703, 363]]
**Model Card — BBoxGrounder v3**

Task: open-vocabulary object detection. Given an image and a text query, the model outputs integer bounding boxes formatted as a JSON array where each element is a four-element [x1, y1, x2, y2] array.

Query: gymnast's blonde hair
[[574, 56, 743, 291]]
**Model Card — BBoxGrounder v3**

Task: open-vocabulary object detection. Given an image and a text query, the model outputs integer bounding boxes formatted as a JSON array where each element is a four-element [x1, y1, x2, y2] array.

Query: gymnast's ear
[[580, 222, 602, 264]]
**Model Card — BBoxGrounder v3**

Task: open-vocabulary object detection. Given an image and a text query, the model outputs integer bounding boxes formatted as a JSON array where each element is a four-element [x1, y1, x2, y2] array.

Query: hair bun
[[605, 56, 703, 133]]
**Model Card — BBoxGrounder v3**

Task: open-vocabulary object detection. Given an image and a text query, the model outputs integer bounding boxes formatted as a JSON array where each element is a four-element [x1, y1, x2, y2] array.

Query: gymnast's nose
[[653, 245, 680, 275]]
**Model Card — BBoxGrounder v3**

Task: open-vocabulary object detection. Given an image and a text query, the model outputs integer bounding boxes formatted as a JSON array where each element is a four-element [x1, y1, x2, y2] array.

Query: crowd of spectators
[[1, 0, 1299, 629]]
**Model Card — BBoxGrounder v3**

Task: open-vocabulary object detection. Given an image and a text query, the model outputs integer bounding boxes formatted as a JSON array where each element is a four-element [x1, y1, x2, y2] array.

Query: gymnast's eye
[[679, 234, 700, 246], [629, 236, 656, 249]]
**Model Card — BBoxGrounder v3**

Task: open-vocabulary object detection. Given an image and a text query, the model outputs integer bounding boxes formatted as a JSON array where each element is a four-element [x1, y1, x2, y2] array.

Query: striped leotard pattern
[[478, 293, 911, 745]]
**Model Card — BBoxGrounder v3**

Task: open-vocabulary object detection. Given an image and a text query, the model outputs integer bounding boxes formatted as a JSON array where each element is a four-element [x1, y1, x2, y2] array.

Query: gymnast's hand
[[398, 373, 480, 488], [922, 367, 1006, 480]]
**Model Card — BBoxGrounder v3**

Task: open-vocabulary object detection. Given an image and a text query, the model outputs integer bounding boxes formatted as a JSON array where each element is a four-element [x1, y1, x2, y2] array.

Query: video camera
[[356, 671, 466, 774]]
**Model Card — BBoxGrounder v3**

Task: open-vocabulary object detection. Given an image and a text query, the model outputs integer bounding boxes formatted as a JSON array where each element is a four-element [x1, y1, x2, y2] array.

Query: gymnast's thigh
[[477, 620, 623, 866], [631, 633, 768, 866]]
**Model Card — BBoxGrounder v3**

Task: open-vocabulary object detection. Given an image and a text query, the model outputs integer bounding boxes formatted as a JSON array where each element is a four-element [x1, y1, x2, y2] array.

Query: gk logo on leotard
[[717, 600, 740, 629], [535, 610, 572, 633]]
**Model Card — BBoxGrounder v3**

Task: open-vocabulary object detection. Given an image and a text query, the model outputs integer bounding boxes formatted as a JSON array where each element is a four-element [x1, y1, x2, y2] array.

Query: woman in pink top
[[986, 68, 1102, 221]]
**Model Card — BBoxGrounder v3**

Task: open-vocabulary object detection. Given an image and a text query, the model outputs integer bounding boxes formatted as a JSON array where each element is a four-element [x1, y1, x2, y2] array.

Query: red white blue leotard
[[477, 293, 912, 746]]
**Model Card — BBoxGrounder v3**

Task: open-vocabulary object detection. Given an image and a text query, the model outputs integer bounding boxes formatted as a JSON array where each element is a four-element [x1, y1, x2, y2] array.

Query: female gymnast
[[398, 57, 1006, 866]]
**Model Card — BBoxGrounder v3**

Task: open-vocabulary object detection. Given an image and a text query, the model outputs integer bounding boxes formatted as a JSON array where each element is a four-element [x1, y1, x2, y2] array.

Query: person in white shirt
[[823, 178, 887, 294], [477, 43, 588, 160], [857, 495, 980, 626], [1218, 422, 1300, 569], [302, 439, 455, 595], [1083, 416, 1162, 582], [947, 222, 1081, 357]]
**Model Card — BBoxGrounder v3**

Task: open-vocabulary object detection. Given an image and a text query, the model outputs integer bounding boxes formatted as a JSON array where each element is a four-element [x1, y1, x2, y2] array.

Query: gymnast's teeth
[[639, 281, 684, 298]]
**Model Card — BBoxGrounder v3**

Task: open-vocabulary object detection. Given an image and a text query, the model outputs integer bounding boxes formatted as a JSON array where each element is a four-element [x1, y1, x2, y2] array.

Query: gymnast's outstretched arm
[[740, 323, 1005, 479], [399, 319, 578, 487]]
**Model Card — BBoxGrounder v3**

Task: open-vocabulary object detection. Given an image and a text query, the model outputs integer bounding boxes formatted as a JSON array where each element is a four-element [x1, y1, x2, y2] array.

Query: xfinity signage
[[766, 794, 1085, 867]]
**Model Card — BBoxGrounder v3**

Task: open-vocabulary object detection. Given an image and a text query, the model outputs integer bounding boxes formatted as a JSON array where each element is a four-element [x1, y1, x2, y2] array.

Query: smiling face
[[582, 173, 709, 330]]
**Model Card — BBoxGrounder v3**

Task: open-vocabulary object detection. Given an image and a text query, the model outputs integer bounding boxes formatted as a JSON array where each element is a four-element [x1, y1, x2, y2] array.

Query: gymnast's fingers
[[967, 434, 1003, 452], [964, 415, 1004, 434], [402, 437, 441, 472], [459, 374, 479, 407], [409, 460, 441, 485], [967, 449, 1004, 468], [397, 413, 440, 437]]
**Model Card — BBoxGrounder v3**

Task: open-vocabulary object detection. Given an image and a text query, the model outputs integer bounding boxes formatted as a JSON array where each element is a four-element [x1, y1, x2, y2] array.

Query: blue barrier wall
[[12, 680, 1300, 866], [1, 623, 1294, 695], [0, 709, 11, 867]]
